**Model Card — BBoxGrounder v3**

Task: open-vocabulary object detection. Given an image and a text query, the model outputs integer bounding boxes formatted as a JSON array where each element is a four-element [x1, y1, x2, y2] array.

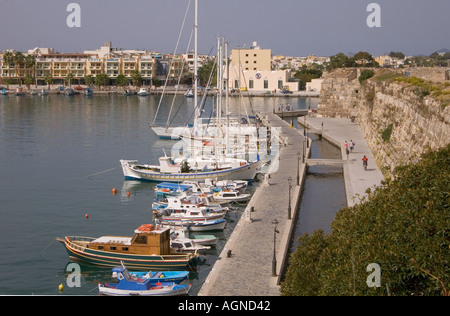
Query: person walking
[[350, 139, 355, 153]]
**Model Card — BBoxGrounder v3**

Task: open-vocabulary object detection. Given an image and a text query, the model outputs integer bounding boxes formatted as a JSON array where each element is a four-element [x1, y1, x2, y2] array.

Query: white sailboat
[[121, 0, 261, 183]]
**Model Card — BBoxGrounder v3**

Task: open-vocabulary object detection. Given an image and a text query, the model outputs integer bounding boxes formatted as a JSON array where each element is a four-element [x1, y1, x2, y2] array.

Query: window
[[98, 246, 104, 250], [278, 80, 283, 89], [133, 235, 147, 244], [264, 79, 269, 89], [249, 80, 254, 89], [122, 247, 129, 251], [110, 246, 117, 251]]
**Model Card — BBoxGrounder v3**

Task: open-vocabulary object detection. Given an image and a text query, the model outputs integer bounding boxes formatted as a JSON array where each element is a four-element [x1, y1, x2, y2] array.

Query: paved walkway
[[299, 116, 385, 207], [198, 113, 307, 296], [198, 115, 385, 296]]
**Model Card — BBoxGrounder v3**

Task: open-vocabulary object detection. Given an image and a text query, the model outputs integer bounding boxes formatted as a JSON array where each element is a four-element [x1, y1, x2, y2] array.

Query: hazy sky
[[0, 0, 449, 56]]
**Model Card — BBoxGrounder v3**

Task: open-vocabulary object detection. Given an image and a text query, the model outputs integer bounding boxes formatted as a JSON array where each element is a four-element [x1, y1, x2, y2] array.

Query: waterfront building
[[230, 41, 272, 71], [229, 42, 299, 92], [86, 58, 104, 77]]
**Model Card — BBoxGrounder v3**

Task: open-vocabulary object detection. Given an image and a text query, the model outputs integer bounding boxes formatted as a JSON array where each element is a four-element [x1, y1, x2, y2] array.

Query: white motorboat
[[159, 208, 225, 225], [137, 88, 150, 96], [213, 189, 251, 203]]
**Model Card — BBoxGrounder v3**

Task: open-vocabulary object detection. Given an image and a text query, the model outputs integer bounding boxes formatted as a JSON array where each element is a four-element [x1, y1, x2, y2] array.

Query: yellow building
[[228, 42, 298, 92], [230, 41, 272, 71]]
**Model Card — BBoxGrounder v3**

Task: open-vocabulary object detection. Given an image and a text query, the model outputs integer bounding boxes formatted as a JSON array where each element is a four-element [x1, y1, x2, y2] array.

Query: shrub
[[282, 145, 450, 296], [359, 69, 375, 84]]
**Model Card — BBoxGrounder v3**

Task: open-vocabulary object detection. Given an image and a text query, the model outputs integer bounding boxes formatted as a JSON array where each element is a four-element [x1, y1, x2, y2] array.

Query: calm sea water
[[0, 92, 317, 295]]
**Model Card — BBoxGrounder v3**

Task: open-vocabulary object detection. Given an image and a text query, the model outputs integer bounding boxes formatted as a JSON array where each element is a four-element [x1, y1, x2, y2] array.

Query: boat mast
[[194, 0, 199, 130]]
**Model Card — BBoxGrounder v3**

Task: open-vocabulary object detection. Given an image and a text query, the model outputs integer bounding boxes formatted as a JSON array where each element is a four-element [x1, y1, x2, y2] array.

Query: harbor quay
[[199, 113, 385, 296], [199, 112, 310, 296], [298, 116, 384, 207]]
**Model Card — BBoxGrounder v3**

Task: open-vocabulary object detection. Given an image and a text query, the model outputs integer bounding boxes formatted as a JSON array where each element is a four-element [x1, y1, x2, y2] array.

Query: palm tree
[[95, 73, 109, 89], [25, 55, 36, 86], [65, 72, 74, 87], [84, 75, 94, 87], [131, 70, 142, 87], [116, 74, 128, 89], [44, 74, 54, 90]]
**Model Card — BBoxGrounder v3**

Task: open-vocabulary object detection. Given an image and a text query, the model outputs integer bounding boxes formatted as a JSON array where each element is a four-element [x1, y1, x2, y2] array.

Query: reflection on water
[[290, 133, 347, 251]]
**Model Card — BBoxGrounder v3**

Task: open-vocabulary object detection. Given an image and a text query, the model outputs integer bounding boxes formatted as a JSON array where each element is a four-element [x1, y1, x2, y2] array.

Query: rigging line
[[184, 49, 217, 127], [152, 0, 192, 126], [166, 28, 194, 127], [86, 167, 118, 179]]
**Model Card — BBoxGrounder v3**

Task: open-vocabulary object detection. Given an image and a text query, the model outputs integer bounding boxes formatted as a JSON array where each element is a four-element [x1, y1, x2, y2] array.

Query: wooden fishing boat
[[57, 224, 198, 270], [98, 266, 191, 296]]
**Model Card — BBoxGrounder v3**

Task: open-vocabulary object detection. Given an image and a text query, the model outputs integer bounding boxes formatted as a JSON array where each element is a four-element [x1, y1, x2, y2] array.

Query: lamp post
[[288, 177, 292, 220], [297, 152, 301, 186], [272, 219, 279, 277]]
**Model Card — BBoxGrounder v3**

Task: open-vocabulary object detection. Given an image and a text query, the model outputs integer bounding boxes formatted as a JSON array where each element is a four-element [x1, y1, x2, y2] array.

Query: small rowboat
[[99, 266, 190, 296]]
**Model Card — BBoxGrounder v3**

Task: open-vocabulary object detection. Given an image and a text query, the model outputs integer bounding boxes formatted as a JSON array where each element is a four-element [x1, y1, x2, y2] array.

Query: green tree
[[131, 70, 142, 87], [24, 74, 34, 90], [326, 53, 357, 70], [44, 74, 54, 89], [282, 144, 450, 296], [359, 69, 375, 84], [389, 52, 405, 60], [294, 65, 323, 90], [116, 74, 128, 88], [198, 60, 216, 87], [95, 73, 110, 89], [14, 52, 25, 67], [84, 75, 94, 87]]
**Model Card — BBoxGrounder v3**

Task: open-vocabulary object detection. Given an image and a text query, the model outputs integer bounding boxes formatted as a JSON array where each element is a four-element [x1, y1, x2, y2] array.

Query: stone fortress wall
[[317, 67, 450, 175]]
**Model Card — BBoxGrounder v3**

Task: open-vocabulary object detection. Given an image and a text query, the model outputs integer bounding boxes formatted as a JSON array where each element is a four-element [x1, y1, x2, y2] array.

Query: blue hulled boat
[[99, 266, 191, 296]]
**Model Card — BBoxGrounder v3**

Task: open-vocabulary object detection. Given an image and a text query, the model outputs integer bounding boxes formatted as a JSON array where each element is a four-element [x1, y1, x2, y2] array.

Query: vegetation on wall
[[359, 69, 375, 84], [381, 123, 394, 143], [281, 145, 449, 296]]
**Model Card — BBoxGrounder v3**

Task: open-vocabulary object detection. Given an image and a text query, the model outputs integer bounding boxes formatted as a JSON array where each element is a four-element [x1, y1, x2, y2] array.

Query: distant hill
[[435, 48, 450, 53]]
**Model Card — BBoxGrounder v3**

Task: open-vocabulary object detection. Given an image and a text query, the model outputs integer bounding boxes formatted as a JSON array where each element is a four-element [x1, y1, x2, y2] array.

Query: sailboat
[[121, 0, 261, 183]]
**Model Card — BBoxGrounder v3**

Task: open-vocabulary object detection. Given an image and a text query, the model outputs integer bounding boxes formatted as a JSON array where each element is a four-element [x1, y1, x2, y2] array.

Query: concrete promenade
[[198, 113, 308, 296], [298, 116, 385, 207], [198, 114, 385, 296]]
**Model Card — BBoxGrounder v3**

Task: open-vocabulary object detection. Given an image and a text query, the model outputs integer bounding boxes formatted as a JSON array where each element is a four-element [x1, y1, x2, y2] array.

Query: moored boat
[[212, 189, 251, 203], [120, 157, 260, 183], [98, 266, 191, 296], [137, 88, 150, 96], [57, 224, 198, 270]]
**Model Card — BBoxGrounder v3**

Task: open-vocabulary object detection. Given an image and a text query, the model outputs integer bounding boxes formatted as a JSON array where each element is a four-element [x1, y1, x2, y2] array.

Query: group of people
[[344, 139, 369, 170]]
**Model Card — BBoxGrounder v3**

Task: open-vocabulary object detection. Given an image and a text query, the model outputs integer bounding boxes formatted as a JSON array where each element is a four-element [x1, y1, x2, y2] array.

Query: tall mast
[[194, 0, 199, 126]]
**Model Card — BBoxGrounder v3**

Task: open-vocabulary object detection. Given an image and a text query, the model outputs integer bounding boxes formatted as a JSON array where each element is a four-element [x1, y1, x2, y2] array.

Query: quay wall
[[317, 68, 450, 174]]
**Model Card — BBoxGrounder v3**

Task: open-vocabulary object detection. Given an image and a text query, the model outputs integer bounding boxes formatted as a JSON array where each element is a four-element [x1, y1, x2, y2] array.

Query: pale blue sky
[[0, 0, 449, 56]]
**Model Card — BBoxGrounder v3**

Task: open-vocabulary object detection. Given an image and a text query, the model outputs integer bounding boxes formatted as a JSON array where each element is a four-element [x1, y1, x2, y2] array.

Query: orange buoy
[[127, 191, 130, 197], [85, 213, 89, 219], [112, 188, 117, 195]]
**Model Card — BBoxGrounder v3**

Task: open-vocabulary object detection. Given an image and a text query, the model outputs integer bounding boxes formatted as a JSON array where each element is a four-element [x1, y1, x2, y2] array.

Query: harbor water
[[288, 120, 347, 252], [0, 92, 319, 295]]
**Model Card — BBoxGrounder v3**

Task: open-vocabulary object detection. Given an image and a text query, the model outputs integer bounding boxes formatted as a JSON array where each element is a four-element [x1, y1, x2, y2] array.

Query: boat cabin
[[88, 225, 171, 255], [159, 157, 182, 173]]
